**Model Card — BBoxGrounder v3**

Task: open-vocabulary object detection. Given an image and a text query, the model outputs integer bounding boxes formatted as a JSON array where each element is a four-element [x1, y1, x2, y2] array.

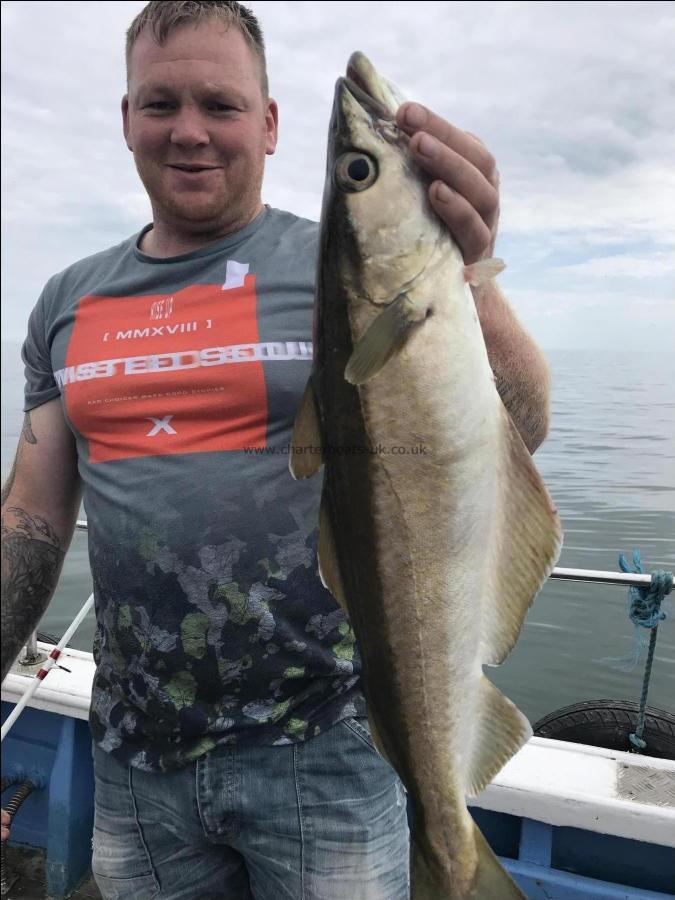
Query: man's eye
[[208, 103, 235, 113], [145, 102, 174, 111]]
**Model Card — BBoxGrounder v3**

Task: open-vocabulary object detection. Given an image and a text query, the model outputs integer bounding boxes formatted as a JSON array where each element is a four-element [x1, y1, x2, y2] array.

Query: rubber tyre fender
[[533, 699, 675, 760]]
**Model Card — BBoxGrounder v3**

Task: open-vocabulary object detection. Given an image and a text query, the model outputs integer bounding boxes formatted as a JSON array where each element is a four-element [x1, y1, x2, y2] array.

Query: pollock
[[291, 52, 562, 899]]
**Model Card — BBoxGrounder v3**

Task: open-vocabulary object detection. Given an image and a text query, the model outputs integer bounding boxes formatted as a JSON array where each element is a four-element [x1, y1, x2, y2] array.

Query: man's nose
[[170, 108, 210, 147]]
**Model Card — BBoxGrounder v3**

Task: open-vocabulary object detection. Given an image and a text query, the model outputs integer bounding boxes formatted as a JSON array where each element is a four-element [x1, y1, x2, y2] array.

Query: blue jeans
[[91, 718, 410, 899]]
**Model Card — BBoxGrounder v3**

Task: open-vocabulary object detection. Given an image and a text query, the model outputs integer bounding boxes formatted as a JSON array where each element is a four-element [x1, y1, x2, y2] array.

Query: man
[[1, 2, 550, 897]]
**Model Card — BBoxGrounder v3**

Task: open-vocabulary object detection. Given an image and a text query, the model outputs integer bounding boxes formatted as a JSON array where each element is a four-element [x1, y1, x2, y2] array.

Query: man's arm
[[396, 102, 550, 452], [1, 399, 81, 682], [471, 281, 550, 453]]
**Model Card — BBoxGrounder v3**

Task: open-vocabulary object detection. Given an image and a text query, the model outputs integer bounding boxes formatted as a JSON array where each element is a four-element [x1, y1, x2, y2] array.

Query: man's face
[[123, 22, 278, 241]]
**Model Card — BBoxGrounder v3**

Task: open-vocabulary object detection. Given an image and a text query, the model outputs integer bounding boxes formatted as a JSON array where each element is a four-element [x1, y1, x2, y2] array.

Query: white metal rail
[[74, 520, 671, 588]]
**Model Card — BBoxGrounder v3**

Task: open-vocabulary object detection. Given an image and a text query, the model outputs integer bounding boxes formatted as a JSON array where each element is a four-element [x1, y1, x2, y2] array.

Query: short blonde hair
[[126, 1, 269, 96]]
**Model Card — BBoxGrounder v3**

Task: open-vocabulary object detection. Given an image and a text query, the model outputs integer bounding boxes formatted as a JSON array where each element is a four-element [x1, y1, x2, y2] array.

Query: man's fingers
[[409, 132, 499, 225], [395, 101, 500, 261], [429, 183, 494, 264], [397, 103, 497, 181]]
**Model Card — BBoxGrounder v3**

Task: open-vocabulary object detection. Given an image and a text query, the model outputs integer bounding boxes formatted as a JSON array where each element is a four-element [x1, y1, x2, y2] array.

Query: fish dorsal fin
[[482, 406, 563, 665], [345, 292, 429, 385], [465, 675, 532, 797], [289, 378, 324, 479], [318, 498, 393, 769], [318, 493, 349, 617]]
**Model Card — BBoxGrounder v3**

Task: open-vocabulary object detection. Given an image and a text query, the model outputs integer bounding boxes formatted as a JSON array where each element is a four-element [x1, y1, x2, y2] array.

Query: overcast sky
[[2, 0, 674, 351]]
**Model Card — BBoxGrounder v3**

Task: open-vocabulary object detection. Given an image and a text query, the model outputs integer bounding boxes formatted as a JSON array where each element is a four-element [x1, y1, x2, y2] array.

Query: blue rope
[[618, 550, 672, 752]]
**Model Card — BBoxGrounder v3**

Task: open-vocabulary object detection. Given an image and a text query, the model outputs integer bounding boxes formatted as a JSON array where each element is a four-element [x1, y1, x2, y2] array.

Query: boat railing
[[17, 519, 669, 667], [71, 519, 669, 588]]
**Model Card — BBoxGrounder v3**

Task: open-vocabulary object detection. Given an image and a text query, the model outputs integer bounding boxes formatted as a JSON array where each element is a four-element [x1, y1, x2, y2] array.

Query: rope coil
[[618, 550, 673, 752]]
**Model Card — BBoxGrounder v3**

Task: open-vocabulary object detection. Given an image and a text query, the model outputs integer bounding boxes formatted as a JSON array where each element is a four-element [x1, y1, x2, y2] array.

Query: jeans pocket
[[342, 716, 378, 752], [91, 745, 161, 899], [92, 870, 160, 900]]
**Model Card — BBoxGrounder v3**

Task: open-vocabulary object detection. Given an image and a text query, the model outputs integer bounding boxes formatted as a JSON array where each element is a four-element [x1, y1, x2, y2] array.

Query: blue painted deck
[[3, 701, 674, 898]]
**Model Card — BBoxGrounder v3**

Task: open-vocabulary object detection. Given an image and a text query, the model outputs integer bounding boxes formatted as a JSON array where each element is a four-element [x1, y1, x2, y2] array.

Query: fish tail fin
[[470, 819, 526, 899], [411, 823, 526, 899]]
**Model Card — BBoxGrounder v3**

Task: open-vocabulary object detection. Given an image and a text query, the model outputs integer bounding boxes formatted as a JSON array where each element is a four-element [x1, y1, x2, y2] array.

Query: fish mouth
[[341, 51, 399, 121]]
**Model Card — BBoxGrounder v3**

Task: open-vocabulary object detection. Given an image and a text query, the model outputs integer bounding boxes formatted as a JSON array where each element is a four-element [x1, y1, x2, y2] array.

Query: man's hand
[[396, 102, 499, 264], [397, 101, 551, 452], [1, 808, 9, 841]]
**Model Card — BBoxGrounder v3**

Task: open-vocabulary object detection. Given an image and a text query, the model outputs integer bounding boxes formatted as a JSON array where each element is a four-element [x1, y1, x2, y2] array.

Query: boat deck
[[3, 648, 674, 899], [2, 845, 100, 900]]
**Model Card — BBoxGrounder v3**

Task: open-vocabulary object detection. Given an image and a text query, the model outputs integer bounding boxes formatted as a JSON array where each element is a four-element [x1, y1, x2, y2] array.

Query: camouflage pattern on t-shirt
[[22, 208, 366, 771]]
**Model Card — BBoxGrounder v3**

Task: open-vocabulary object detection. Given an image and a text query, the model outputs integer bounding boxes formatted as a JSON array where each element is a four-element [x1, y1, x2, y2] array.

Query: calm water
[[2, 341, 674, 723]]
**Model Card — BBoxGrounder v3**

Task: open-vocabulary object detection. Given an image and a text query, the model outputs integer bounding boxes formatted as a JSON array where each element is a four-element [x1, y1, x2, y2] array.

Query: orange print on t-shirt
[[61, 279, 268, 463]]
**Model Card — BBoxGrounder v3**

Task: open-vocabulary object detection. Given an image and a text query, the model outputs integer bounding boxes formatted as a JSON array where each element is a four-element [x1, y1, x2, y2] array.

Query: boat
[[2, 524, 674, 899]]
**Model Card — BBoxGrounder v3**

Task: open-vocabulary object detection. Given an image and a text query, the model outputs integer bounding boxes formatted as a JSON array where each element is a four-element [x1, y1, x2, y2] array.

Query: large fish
[[291, 52, 563, 899]]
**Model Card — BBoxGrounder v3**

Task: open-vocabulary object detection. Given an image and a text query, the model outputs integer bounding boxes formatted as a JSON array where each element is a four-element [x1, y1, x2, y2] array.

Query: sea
[[2, 341, 674, 725]]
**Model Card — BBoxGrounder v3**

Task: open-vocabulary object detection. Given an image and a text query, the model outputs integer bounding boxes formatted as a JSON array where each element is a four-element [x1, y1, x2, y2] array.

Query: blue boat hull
[[2, 701, 673, 898]]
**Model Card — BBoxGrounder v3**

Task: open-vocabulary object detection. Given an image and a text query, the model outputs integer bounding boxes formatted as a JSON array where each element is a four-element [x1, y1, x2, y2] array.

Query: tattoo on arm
[[1, 414, 38, 505], [494, 365, 550, 454], [1, 460, 17, 506], [472, 283, 551, 453], [1, 508, 64, 681], [21, 412, 37, 445]]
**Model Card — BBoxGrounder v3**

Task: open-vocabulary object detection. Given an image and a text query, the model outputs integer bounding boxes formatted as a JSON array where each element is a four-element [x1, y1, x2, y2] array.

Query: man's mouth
[[168, 164, 220, 172]]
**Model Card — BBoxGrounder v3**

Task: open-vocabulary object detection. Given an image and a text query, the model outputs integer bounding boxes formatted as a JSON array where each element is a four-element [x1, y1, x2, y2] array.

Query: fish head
[[322, 52, 445, 307]]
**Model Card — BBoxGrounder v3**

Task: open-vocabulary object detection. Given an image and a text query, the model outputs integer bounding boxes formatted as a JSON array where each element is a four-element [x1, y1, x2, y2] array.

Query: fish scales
[[291, 51, 562, 899]]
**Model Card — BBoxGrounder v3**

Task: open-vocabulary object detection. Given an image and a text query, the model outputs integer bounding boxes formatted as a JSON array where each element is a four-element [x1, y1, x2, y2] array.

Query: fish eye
[[335, 152, 378, 192]]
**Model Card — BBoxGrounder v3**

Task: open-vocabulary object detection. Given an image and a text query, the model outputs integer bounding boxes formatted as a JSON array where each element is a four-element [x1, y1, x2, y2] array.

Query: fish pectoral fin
[[482, 406, 563, 665], [465, 676, 532, 798], [318, 493, 349, 616], [289, 378, 324, 479], [463, 257, 506, 286], [345, 292, 428, 385]]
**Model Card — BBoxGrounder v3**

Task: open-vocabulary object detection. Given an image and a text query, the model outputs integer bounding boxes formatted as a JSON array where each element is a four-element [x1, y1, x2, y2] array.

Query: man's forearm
[[473, 281, 551, 453], [1, 507, 66, 681]]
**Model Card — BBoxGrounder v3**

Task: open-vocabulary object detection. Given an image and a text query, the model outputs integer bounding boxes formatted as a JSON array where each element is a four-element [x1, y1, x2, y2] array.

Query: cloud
[[2, 0, 674, 350], [552, 252, 675, 279]]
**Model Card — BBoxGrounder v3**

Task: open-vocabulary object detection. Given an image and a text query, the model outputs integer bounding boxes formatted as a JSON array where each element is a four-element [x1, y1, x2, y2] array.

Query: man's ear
[[122, 95, 132, 151], [265, 98, 279, 156]]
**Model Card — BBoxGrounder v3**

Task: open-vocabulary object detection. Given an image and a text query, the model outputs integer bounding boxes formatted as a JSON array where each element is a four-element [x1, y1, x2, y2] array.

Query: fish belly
[[355, 279, 499, 818]]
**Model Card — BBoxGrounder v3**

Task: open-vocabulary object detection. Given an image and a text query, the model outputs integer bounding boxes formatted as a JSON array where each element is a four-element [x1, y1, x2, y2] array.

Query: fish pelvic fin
[[482, 406, 563, 665], [289, 378, 324, 479], [345, 292, 429, 385], [469, 819, 527, 899], [318, 491, 349, 617], [466, 675, 532, 797], [463, 257, 506, 286]]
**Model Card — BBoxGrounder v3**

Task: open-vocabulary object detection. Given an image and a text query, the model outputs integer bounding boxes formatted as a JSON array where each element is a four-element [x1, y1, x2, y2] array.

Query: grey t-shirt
[[22, 207, 365, 772]]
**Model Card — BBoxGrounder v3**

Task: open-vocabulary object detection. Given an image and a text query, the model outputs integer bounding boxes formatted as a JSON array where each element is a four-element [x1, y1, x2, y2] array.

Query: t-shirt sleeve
[[22, 288, 61, 411]]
